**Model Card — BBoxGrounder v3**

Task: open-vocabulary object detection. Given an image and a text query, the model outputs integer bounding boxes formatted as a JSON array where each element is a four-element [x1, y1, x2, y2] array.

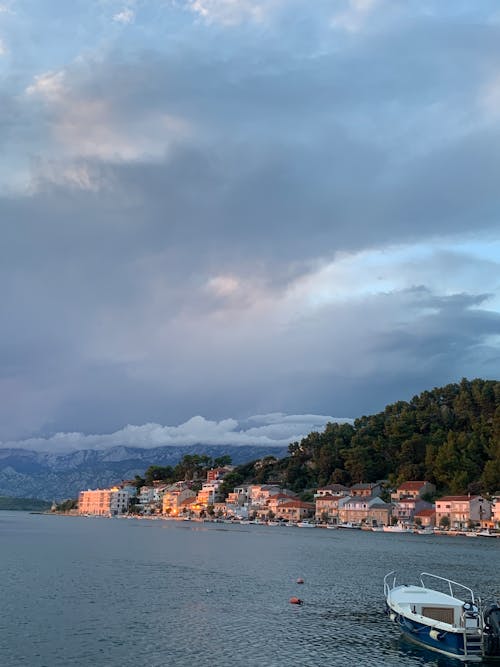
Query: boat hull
[[386, 605, 482, 662]]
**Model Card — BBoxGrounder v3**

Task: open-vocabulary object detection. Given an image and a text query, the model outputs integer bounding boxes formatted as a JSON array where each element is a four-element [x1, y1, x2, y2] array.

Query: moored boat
[[384, 571, 500, 662], [383, 524, 414, 533]]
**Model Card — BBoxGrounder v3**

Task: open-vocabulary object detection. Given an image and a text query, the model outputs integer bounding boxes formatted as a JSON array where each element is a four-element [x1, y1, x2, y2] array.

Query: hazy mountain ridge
[[0, 445, 288, 500]]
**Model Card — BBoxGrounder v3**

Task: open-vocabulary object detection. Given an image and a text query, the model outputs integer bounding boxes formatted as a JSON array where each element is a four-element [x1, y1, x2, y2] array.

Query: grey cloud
[[0, 2, 499, 441]]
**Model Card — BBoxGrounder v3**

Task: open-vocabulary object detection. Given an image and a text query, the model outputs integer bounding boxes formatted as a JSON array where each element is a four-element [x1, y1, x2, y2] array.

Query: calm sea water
[[0, 513, 498, 667]]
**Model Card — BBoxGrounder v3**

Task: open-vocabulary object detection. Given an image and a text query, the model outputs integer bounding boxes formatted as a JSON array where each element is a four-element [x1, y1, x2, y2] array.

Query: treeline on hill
[[139, 454, 233, 491], [140, 379, 500, 498]]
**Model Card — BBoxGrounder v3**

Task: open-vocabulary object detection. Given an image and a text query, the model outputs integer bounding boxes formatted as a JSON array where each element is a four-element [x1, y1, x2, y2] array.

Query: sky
[[1, 0, 499, 451]]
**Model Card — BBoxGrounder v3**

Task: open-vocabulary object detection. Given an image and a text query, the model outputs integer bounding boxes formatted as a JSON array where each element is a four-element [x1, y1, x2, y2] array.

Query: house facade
[[349, 483, 382, 498], [338, 496, 392, 526], [492, 498, 500, 528], [274, 500, 315, 522], [414, 508, 436, 527], [162, 485, 196, 516], [435, 496, 492, 529], [391, 480, 436, 503], [393, 498, 433, 524], [315, 494, 349, 523], [78, 487, 129, 516]]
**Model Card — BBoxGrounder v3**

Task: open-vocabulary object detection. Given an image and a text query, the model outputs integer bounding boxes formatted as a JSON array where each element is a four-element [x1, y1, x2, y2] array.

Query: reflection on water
[[0, 512, 497, 667], [396, 636, 483, 667]]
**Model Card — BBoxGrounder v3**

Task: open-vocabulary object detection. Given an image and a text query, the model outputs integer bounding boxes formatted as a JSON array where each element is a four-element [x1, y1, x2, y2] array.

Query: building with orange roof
[[350, 482, 382, 498], [435, 495, 491, 529], [391, 481, 436, 502], [414, 508, 436, 528], [274, 500, 314, 523]]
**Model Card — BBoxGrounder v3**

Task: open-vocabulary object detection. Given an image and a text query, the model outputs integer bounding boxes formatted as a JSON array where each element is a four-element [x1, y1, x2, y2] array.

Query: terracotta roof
[[397, 481, 428, 490], [415, 508, 435, 517], [179, 497, 197, 506], [437, 496, 475, 502]]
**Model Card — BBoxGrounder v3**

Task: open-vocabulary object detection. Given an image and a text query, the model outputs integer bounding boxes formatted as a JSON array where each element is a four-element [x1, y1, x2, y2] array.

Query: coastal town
[[74, 466, 500, 535]]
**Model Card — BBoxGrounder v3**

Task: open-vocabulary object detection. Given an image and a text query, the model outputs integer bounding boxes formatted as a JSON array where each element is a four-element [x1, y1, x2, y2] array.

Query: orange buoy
[[296, 578, 304, 584], [289, 597, 303, 605]]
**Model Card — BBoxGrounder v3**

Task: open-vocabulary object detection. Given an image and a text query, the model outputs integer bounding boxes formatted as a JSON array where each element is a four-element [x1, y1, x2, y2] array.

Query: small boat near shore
[[383, 525, 414, 533], [384, 571, 500, 662]]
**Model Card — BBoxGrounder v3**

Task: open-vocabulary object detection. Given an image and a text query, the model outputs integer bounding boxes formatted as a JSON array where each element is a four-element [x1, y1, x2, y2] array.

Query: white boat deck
[[388, 584, 480, 632]]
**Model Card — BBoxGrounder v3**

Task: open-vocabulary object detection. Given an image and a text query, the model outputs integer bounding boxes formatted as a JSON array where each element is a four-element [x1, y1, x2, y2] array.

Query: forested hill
[[221, 379, 500, 497]]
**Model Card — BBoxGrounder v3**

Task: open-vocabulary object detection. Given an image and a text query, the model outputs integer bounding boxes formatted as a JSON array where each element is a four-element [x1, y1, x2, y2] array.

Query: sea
[[0, 512, 498, 667]]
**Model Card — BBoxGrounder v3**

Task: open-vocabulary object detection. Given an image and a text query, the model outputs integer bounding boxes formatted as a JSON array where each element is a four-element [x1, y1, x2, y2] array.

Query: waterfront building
[[137, 486, 158, 514], [315, 493, 350, 523], [162, 485, 196, 517], [393, 498, 433, 525], [254, 492, 298, 520], [390, 481, 436, 503], [414, 507, 436, 528], [339, 495, 392, 526], [492, 498, 500, 528], [78, 487, 129, 516], [179, 496, 198, 517], [226, 486, 248, 506], [274, 500, 315, 522], [196, 481, 222, 507], [435, 495, 492, 529], [247, 484, 284, 508]]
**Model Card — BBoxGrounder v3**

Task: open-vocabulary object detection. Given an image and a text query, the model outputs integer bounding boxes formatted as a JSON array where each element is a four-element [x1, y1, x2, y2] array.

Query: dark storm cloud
[[0, 0, 499, 442]]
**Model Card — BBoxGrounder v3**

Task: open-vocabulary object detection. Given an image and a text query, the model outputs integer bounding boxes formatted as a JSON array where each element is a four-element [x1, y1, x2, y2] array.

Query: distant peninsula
[[0, 496, 51, 511]]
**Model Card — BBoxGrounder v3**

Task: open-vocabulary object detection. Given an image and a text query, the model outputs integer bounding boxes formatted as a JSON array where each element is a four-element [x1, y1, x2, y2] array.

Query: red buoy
[[296, 578, 304, 584], [289, 597, 303, 605]]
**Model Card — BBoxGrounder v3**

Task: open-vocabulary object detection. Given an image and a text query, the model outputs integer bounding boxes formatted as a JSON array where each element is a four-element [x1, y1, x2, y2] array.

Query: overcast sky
[[1, 0, 499, 450]]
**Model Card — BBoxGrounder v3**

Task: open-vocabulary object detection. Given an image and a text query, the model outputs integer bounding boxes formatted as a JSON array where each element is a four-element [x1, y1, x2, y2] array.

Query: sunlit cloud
[[0, 413, 351, 453]]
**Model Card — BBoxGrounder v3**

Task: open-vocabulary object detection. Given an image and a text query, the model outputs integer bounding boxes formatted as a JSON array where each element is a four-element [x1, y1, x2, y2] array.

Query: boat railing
[[384, 570, 397, 597], [420, 572, 476, 605]]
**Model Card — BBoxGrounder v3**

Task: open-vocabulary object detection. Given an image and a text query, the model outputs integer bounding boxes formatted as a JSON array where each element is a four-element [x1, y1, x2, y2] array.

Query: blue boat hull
[[387, 606, 479, 661]]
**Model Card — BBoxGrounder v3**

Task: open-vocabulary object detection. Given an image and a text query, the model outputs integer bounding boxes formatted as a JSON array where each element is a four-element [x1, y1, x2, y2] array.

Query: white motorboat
[[384, 571, 500, 662]]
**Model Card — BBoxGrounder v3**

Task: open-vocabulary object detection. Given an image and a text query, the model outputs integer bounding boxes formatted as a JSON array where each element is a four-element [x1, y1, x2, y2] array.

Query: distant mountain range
[[0, 445, 288, 501]]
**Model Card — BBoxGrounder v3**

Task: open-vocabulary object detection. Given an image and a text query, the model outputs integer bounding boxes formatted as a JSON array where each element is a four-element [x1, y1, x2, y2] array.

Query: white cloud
[[0, 37, 7, 55], [0, 413, 351, 452], [113, 8, 135, 24], [189, 0, 278, 25], [26, 70, 65, 101], [25, 67, 192, 163]]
